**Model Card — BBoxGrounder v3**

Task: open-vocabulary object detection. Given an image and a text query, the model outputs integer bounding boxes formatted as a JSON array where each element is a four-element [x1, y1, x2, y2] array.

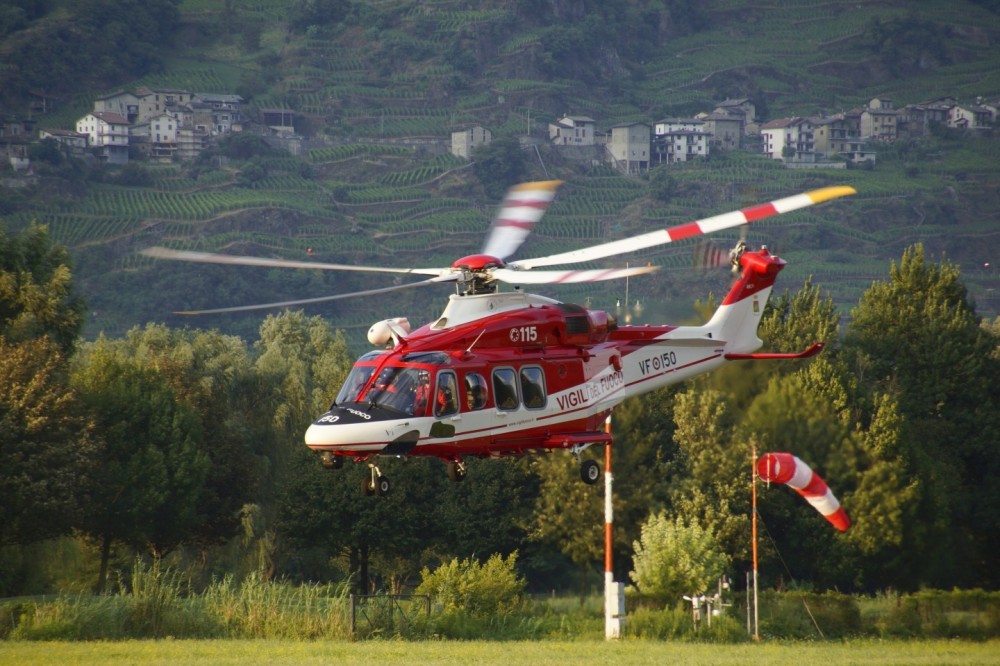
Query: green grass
[[0, 639, 997, 665]]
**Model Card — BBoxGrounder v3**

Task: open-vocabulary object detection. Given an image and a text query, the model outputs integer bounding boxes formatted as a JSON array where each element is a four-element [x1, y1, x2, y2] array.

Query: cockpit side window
[[464, 372, 488, 410], [435, 371, 459, 417], [492, 367, 519, 411]]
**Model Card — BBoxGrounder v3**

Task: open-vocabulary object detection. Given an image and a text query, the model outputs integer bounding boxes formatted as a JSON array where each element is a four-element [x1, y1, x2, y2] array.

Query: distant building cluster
[[453, 95, 999, 175], [1, 87, 246, 169], [1, 88, 997, 174]]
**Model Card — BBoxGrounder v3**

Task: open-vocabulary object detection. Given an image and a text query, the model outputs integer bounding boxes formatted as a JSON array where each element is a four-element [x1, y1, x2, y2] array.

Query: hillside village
[[1, 87, 998, 175]]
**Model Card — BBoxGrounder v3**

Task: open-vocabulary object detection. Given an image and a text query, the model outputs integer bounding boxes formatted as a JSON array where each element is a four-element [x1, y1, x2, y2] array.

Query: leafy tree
[[0, 337, 92, 549], [472, 137, 528, 199], [844, 244, 1000, 587], [114, 325, 266, 549], [0, 224, 85, 354], [71, 340, 208, 591], [629, 513, 729, 606], [668, 388, 749, 563]]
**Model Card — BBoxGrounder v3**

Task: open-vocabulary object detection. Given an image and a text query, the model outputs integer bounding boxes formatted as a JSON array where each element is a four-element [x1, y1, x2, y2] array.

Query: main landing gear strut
[[572, 443, 602, 485], [361, 463, 390, 497]]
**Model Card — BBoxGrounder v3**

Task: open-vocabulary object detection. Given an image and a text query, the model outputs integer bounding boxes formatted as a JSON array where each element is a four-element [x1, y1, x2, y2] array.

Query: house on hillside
[[652, 118, 709, 163], [696, 111, 742, 150], [812, 115, 874, 163], [94, 91, 140, 124], [898, 99, 953, 137], [76, 111, 130, 164], [549, 115, 596, 146], [714, 98, 756, 134], [760, 118, 797, 161], [860, 97, 897, 142], [949, 103, 992, 130], [131, 113, 179, 161], [193, 93, 244, 134], [607, 122, 650, 175], [134, 87, 195, 126], [38, 128, 89, 158], [451, 125, 492, 159], [760, 117, 816, 162]]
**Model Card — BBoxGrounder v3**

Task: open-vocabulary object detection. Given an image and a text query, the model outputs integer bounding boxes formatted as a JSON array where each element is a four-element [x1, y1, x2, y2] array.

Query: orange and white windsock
[[756, 452, 850, 532]]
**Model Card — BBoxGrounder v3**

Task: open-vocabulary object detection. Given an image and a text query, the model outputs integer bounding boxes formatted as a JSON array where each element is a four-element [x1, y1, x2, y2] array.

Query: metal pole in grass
[[604, 416, 624, 639]]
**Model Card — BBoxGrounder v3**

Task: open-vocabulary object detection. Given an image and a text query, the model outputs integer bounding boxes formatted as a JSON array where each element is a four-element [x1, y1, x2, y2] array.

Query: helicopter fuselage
[[305, 249, 786, 466]]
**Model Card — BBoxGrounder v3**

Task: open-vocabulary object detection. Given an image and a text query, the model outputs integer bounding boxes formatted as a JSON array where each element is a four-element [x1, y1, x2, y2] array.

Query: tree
[[629, 513, 729, 606], [0, 224, 85, 354], [71, 340, 208, 591], [0, 337, 92, 549], [114, 325, 267, 549], [844, 244, 1000, 587], [472, 137, 528, 199]]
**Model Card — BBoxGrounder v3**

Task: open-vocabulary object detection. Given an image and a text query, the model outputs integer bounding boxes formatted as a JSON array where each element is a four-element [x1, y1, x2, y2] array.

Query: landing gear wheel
[[580, 459, 601, 485], [361, 475, 376, 496], [376, 475, 391, 496], [447, 461, 467, 482]]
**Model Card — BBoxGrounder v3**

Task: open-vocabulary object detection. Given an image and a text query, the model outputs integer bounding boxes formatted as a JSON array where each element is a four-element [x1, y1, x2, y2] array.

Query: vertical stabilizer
[[704, 249, 786, 354]]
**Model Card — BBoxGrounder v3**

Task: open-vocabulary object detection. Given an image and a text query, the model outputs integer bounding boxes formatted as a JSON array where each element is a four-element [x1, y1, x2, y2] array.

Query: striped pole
[[604, 416, 622, 639]]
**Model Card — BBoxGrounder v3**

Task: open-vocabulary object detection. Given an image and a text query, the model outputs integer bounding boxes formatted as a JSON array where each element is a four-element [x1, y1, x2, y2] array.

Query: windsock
[[757, 452, 850, 532]]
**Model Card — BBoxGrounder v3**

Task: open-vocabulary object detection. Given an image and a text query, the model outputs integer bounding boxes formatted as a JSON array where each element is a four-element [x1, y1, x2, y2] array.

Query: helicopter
[[143, 181, 856, 496]]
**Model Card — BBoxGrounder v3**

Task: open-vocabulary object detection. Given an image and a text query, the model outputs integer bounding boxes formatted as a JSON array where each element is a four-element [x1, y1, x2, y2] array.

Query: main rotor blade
[[491, 264, 657, 285], [480, 180, 563, 261], [173, 274, 458, 315], [141, 247, 447, 277], [509, 186, 856, 270]]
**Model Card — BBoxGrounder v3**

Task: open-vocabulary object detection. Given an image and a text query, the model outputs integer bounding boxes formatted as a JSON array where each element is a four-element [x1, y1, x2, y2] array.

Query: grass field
[[0, 639, 998, 666]]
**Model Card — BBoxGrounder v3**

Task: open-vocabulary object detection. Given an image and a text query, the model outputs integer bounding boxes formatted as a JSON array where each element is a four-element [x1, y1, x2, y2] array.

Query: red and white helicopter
[[143, 181, 855, 495]]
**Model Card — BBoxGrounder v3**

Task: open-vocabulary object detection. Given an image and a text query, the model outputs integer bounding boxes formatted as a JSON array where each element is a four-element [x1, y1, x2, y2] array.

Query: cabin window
[[492, 368, 519, 411], [435, 371, 459, 417], [465, 372, 488, 411], [520, 366, 547, 409]]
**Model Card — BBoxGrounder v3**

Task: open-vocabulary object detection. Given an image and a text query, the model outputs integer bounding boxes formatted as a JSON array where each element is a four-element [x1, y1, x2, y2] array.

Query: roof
[[90, 111, 130, 125], [40, 128, 87, 137], [760, 118, 798, 130]]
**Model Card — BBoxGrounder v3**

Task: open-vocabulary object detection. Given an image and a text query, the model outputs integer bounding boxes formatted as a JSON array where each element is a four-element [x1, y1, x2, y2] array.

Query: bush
[[626, 604, 749, 642], [758, 590, 862, 639], [416, 551, 525, 618], [867, 589, 1000, 640]]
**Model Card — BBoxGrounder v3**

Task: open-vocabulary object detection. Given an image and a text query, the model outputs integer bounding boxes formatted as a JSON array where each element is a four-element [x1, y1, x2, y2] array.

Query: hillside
[[1, 0, 999, 348]]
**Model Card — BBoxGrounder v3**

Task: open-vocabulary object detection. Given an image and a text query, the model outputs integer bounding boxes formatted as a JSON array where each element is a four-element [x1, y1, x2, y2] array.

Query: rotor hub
[[452, 254, 505, 272]]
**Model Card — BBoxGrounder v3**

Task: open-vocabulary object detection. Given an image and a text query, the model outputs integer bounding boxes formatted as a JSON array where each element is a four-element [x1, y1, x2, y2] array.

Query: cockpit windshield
[[334, 364, 432, 416]]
